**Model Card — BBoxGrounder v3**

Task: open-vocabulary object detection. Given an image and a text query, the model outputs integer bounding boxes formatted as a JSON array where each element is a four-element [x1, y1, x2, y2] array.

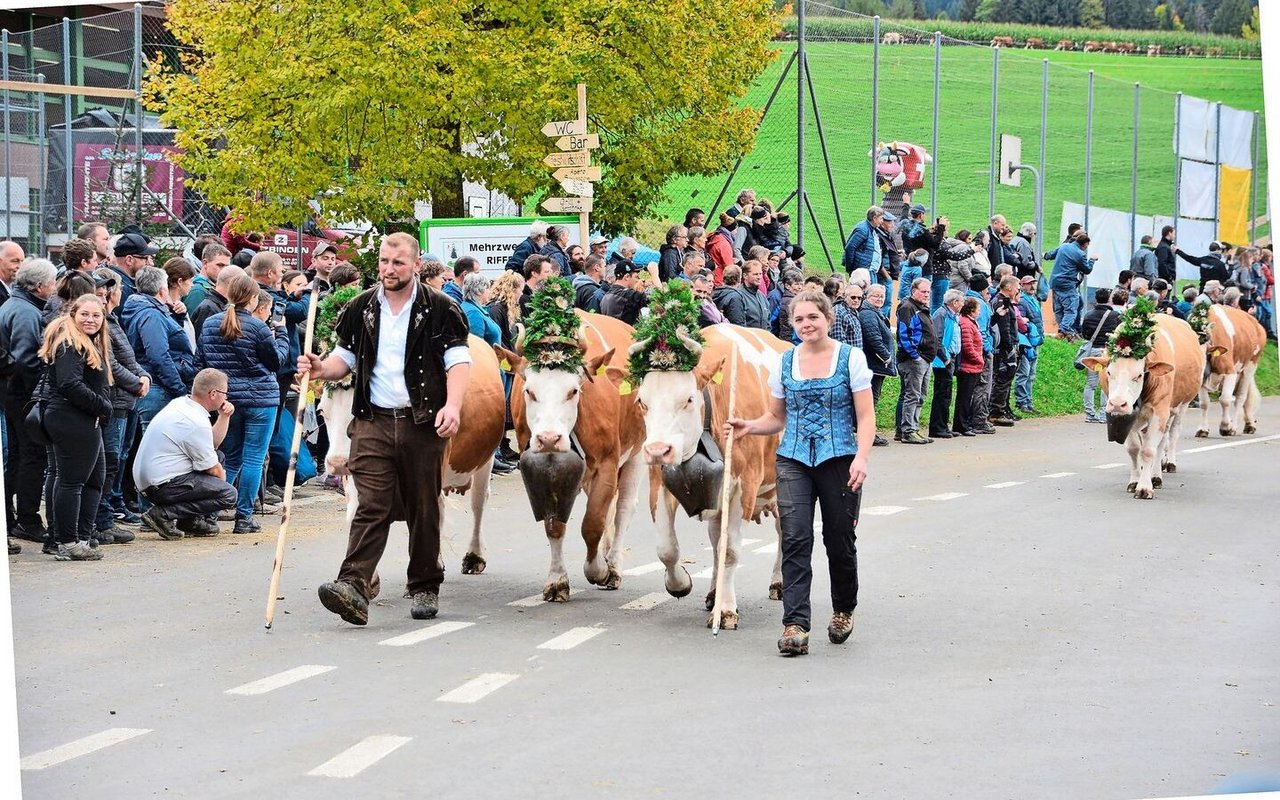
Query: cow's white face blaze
[[1104, 357, 1146, 415], [637, 371, 703, 466], [523, 369, 585, 454], [319, 385, 355, 475]]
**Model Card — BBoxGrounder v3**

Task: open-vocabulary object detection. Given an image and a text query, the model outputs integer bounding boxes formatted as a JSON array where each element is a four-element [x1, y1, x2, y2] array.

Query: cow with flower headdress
[[1186, 301, 1266, 439], [495, 277, 646, 602], [1081, 297, 1206, 499], [612, 281, 789, 629]]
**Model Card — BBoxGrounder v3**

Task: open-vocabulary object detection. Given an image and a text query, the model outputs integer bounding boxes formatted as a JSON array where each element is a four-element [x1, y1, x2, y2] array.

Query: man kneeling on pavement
[[132, 368, 237, 539]]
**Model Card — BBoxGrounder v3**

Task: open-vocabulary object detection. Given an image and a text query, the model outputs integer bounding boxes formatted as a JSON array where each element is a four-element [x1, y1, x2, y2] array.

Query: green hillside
[[653, 42, 1267, 267]]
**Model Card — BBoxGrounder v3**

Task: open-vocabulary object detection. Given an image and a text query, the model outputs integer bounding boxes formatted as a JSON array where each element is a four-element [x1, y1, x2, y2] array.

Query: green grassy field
[[654, 43, 1267, 270]]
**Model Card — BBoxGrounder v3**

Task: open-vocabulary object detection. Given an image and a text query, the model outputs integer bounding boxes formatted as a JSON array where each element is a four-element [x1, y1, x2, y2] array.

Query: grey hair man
[[0, 240, 25, 303], [658, 225, 687, 282]]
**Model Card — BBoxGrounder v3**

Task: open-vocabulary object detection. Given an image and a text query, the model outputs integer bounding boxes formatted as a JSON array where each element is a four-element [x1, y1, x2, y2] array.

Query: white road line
[[754, 542, 778, 555], [307, 735, 411, 778], [226, 665, 336, 696], [507, 594, 545, 608], [1183, 433, 1280, 453], [1041, 472, 1077, 478], [985, 481, 1024, 489], [621, 562, 665, 577], [21, 728, 152, 771], [620, 592, 672, 611], [862, 505, 909, 516], [691, 567, 713, 579], [915, 492, 969, 502], [741, 538, 761, 546], [1093, 463, 1125, 470], [378, 621, 474, 647], [537, 627, 606, 651], [437, 673, 520, 703]]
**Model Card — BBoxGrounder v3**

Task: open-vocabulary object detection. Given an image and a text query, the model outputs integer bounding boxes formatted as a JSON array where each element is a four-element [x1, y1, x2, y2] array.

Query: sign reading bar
[[555, 133, 600, 152], [541, 119, 585, 137], [543, 151, 591, 168], [541, 196, 593, 213], [552, 165, 602, 182], [558, 179, 594, 197]]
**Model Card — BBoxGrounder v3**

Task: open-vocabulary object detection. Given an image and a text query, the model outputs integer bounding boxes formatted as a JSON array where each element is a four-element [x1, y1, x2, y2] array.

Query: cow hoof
[[1221, 426, 1236, 437], [369, 571, 381, 600], [704, 588, 716, 612], [601, 567, 621, 591], [665, 566, 692, 598], [706, 610, 739, 630], [460, 552, 486, 575], [1126, 482, 1137, 494], [1151, 476, 1163, 489], [1244, 423, 1257, 434], [768, 581, 783, 601], [1134, 487, 1155, 500], [1195, 430, 1209, 438], [542, 579, 571, 603], [1162, 462, 1177, 474]]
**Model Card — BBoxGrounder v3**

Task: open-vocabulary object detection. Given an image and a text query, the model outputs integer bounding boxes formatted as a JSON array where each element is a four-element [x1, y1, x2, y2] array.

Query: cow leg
[[1162, 403, 1188, 474], [1196, 380, 1212, 438], [704, 486, 744, 631], [1125, 430, 1142, 493], [1242, 365, 1261, 433], [602, 456, 645, 590], [1218, 372, 1240, 436], [769, 512, 783, 601], [461, 465, 490, 575], [1134, 414, 1164, 500], [656, 490, 692, 598], [579, 463, 615, 587], [542, 519, 571, 602]]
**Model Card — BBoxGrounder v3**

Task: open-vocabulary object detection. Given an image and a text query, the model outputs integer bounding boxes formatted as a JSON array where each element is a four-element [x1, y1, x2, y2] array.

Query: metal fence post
[[1084, 70, 1093, 234], [3, 28, 11, 241], [1039, 58, 1047, 248], [988, 46, 998, 219], [1214, 102, 1221, 240], [1174, 91, 1181, 224], [1251, 111, 1260, 243], [931, 31, 940, 218], [870, 16, 879, 207], [36, 74, 45, 254], [1131, 83, 1139, 254], [62, 18, 73, 235], [134, 4, 144, 225], [796, 0, 805, 250]]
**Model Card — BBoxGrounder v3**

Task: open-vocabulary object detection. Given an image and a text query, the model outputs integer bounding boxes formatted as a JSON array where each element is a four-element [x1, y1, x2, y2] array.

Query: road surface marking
[[378, 621, 474, 647], [437, 673, 520, 703], [620, 592, 673, 611], [21, 728, 151, 770], [1183, 433, 1280, 453], [915, 492, 969, 502], [1041, 472, 1076, 478], [307, 735, 411, 777], [985, 481, 1024, 489], [1093, 463, 1125, 470], [621, 562, 664, 576], [862, 505, 909, 516], [507, 594, 545, 608], [226, 664, 336, 696], [754, 542, 778, 555], [537, 627, 606, 650], [740, 538, 761, 546]]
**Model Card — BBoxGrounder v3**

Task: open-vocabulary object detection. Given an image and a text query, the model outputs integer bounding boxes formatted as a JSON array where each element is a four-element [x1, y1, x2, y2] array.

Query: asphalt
[[7, 398, 1279, 799]]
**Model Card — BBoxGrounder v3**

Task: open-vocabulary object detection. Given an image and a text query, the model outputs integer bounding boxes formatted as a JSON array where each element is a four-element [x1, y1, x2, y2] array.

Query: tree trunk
[[429, 122, 466, 219]]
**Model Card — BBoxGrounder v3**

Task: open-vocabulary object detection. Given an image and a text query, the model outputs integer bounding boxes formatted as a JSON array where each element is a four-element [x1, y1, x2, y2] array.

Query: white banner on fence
[[1062, 203, 1212, 287], [1175, 94, 1253, 169], [1178, 159, 1218, 219], [1219, 105, 1255, 169]]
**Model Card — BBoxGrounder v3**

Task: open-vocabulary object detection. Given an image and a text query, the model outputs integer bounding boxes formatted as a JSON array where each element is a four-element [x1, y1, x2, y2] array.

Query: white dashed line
[[437, 673, 520, 703], [307, 735, 411, 777], [1093, 463, 1125, 470], [915, 492, 969, 502], [985, 481, 1025, 489], [621, 562, 665, 577], [1183, 433, 1280, 453], [1041, 472, 1077, 478], [691, 567, 713, 580], [620, 592, 673, 611], [378, 621, 474, 647], [226, 665, 336, 696], [537, 627, 606, 651], [754, 542, 778, 555], [862, 505, 910, 516], [741, 538, 761, 546], [21, 728, 152, 771], [507, 595, 545, 608]]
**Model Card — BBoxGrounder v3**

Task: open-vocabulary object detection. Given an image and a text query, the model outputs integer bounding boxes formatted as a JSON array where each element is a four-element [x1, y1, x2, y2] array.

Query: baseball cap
[[614, 259, 642, 279], [589, 234, 608, 245], [90, 267, 118, 289], [114, 232, 158, 258], [312, 240, 338, 259], [909, 203, 928, 216], [882, 211, 897, 223], [1019, 275, 1036, 285]]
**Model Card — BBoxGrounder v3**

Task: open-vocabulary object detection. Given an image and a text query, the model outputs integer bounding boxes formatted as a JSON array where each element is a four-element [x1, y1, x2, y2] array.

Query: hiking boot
[[7, 539, 19, 555], [113, 509, 143, 526], [902, 431, 930, 445], [254, 500, 282, 516], [975, 425, 997, 434], [53, 540, 104, 561], [410, 591, 440, 620], [102, 525, 135, 544], [828, 611, 855, 644], [873, 434, 889, 447], [10, 522, 46, 543], [777, 624, 809, 656], [960, 430, 977, 437], [186, 517, 220, 537], [318, 580, 368, 626], [929, 429, 955, 439], [92, 528, 116, 546], [990, 417, 1016, 427], [41, 540, 59, 555], [498, 442, 520, 462], [233, 517, 261, 534], [893, 430, 902, 442], [265, 486, 285, 503], [143, 507, 183, 540]]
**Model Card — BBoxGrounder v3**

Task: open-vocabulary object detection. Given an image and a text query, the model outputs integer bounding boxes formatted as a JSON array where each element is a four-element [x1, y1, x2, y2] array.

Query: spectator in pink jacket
[[953, 296, 987, 437]]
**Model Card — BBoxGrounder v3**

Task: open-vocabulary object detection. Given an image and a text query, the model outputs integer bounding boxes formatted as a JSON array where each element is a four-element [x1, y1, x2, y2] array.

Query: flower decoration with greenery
[[315, 285, 362, 354], [521, 277, 584, 372], [1106, 295, 1159, 360], [627, 280, 705, 381], [1186, 300, 1212, 345]]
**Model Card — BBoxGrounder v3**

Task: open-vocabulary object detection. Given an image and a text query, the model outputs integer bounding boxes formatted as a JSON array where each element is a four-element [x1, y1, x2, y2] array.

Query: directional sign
[[543, 151, 591, 169], [552, 165, 602, 182], [541, 196, 593, 213], [541, 119, 584, 137], [558, 179, 594, 197], [556, 133, 600, 152]]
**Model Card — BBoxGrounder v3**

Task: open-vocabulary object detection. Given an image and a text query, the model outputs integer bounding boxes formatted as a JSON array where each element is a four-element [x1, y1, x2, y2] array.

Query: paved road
[[9, 400, 1280, 799]]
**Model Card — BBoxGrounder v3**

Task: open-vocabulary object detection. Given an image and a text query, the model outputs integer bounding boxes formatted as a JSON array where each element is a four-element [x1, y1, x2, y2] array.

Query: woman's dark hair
[[56, 271, 95, 302]]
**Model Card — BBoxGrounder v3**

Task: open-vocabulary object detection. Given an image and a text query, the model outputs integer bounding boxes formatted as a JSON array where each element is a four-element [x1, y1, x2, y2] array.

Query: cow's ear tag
[[499, 359, 511, 372], [618, 380, 633, 396], [711, 371, 724, 385], [596, 364, 608, 378]]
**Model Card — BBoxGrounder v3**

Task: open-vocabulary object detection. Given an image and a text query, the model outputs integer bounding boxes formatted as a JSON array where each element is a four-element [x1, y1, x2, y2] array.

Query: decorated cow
[[870, 140, 932, 217], [1187, 302, 1265, 437]]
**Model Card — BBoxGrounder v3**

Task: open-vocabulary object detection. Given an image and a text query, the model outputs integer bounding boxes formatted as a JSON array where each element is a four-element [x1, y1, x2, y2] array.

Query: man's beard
[[381, 273, 410, 292]]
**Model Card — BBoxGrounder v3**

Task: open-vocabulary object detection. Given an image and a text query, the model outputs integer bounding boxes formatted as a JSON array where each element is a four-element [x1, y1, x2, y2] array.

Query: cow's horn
[[514, 324, 527, 356], [675, 329, 703, 357], [628, 336, 653, 356], [576, 323, 589, 353]]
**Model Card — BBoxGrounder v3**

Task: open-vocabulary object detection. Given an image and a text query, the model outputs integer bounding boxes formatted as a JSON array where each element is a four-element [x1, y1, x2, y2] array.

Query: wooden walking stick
[[711, 344, 740, 637], [264, 279, 322, 629]]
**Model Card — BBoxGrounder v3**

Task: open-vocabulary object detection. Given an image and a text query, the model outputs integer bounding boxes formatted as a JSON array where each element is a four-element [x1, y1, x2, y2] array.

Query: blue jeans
[[108, 410, 137, 511], [221, 405, 278, 520], [1014, 349, 1038, 409], [96, 415, 127, 529], [929, 277, 950, 313], [876, 274, 893, 317], [1052, 287, 1081, 337], [898, 265, 922, 302]]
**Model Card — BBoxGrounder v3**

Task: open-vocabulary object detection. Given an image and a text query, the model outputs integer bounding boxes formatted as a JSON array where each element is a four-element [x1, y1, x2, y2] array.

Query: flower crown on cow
[[519, 277, 584, 372], [626, 280, 704, 381], [314, 285, 362, 390], [1185, 300, 1212, 345], [1106, 295, 1159, 360]]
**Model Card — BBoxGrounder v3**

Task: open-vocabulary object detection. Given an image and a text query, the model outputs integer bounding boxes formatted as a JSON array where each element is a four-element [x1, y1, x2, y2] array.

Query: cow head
[[317, 383, 356, 476], [632, 346, 726, 466], [1081, 353, 1173, 417], [497, 340, 615, 455]]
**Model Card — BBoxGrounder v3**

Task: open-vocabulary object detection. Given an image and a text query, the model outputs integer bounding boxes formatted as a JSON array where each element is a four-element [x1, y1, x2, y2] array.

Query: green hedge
[[781, 16, 1261, 58]]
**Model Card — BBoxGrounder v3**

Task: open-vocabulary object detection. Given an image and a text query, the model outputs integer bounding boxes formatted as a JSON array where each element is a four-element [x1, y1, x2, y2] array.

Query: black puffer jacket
[[105, 315, 147, 417], [46, 342, 112, 421]]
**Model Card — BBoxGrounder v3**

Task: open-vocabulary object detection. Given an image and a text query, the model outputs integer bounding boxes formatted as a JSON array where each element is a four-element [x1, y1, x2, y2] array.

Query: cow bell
[[1106, 410, 1140, 444], [518, 450, 586, 523], [661, 451, 725, 518]]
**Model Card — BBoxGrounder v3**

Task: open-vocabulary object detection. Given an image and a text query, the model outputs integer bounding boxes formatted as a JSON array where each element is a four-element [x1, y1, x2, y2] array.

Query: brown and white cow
[[628, 324, 789, 629], [1196, 303, 1266, 438], [319, 334, 506, 573], [1082, 316, 1206, 499], [499, 311, 646, 602]]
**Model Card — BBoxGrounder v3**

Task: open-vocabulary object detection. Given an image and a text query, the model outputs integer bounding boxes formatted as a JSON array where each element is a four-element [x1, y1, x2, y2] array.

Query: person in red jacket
[[707, 212, 738, 285], [952, 296, 986, 436]]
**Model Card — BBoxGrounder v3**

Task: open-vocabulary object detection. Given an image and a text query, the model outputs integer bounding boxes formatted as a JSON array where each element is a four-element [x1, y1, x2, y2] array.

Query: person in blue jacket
[[120, 266, 197, 435], [1014, 274, 1045, 413], [842, 206, 884, 275], [1043, 232, 1096, 339]]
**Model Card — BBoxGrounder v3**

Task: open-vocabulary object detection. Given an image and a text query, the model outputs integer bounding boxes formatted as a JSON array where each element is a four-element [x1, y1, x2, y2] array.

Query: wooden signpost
[[540, 83, 597, 246]]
